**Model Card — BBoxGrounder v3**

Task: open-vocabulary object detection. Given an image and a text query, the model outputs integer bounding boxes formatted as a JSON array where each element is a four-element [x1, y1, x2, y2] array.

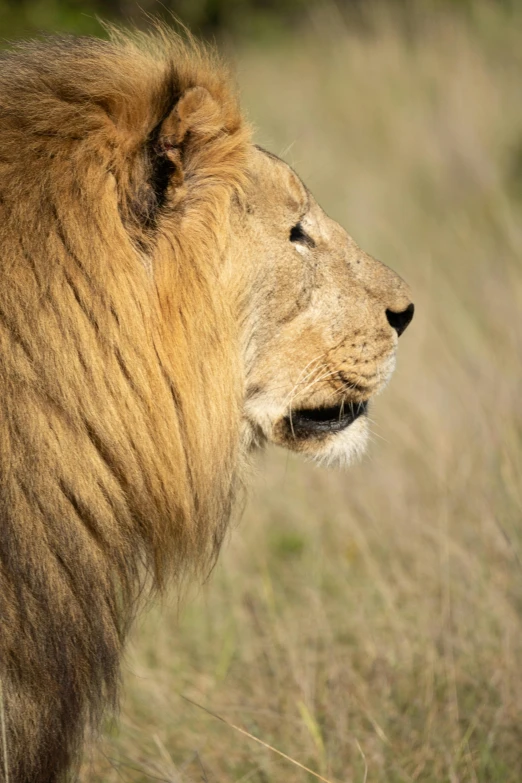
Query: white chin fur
[[309, 415, 369, 469]]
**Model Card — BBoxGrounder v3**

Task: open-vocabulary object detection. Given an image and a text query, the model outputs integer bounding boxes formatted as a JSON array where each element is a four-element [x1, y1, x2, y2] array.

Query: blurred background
[[3, 1, 522, 781]]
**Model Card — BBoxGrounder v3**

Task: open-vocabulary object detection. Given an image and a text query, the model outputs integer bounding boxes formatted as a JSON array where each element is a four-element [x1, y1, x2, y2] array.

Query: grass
[[80, 4, 522, 782]]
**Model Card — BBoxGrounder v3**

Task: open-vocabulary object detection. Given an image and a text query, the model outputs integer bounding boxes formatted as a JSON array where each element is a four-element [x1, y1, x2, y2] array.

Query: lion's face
[[230, 147, 414, 466]]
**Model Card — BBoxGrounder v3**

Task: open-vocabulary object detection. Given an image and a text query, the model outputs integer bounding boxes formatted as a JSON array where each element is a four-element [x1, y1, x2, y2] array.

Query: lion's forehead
[[251, 145, 309, 213]]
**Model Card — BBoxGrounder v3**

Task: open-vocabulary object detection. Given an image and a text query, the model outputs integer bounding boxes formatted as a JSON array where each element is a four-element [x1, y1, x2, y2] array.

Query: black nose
[[386, 303, 414, 337]]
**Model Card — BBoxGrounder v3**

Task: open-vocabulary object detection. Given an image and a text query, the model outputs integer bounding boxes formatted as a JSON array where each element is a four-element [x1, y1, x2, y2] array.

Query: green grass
[[77, 5, 522, 781]]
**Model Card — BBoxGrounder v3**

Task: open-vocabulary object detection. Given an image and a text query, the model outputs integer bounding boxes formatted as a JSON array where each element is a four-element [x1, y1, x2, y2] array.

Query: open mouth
[[284, 401, 368, 440]]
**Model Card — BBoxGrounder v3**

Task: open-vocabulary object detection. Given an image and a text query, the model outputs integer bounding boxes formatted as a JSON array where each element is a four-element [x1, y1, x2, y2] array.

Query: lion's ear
[[131, 87, 225, 228], [153, 87, 225, 187], [159, 86, 225, 149]]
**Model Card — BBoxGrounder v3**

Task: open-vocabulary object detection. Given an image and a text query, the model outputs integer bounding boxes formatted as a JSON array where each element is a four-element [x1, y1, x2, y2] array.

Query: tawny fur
[[0, 26, 415, 783], [0, 30, 250, 783]]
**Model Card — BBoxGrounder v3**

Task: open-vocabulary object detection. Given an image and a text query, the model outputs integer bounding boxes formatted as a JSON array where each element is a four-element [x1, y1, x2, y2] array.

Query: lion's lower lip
[[285, 401, 368, 439]]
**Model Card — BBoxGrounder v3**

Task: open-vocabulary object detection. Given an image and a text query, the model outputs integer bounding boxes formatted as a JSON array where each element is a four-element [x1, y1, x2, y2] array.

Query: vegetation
[[3, 1, 522, 780], [2, 0, 518, 39]]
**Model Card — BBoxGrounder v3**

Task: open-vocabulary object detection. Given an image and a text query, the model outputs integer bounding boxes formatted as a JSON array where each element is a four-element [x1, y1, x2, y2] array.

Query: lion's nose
[[385, 303, 414, 337]]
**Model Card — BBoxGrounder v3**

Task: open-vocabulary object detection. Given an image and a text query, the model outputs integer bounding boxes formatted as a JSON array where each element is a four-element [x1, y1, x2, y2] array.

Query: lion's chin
[[243, 397, 370, 467], [270, 401, 370, 468], [306, 414, 369, 468]]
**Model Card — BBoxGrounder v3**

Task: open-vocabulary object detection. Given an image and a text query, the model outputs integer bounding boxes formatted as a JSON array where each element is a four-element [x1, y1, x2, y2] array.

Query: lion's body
[[0, 33, 249, 782], [0, 28, 413, 783]]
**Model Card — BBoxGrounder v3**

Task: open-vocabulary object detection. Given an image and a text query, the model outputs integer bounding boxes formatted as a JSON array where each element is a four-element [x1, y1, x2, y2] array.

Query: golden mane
[[0, 29, 250, 782]]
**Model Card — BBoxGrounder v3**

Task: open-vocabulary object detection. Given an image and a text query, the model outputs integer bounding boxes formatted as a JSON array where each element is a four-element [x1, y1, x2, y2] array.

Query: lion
[[0, 28, 413, 783]]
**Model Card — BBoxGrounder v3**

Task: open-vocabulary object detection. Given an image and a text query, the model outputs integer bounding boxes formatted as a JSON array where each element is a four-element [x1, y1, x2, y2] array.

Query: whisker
[[288, 366, 346, 414], [286, 359, 331, 435], [283, 354, 329, 408]]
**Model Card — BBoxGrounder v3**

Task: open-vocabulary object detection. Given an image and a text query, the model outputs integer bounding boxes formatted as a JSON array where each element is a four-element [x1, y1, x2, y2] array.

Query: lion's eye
[[290, 223, 306, 242], [289, 222, 308, 243]]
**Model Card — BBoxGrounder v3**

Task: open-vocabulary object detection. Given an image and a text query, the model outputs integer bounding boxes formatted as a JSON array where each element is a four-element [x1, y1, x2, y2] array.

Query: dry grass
[[81, 5, 522, 781]]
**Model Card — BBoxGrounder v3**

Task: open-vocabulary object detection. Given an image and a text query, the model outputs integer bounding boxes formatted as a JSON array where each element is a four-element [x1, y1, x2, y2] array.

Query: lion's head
[[230, 147, 413, 466], [0, 29, 412, 783]]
